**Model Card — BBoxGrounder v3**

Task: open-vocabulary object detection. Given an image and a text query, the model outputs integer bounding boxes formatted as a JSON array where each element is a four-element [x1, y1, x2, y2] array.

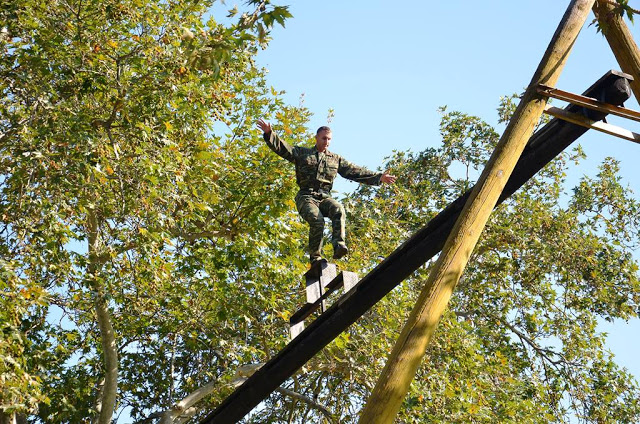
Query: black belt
[[298, 187, 331, 198]]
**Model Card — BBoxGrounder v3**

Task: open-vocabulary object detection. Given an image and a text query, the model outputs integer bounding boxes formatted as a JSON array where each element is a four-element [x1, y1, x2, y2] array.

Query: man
[[257, 119, 396, 263]]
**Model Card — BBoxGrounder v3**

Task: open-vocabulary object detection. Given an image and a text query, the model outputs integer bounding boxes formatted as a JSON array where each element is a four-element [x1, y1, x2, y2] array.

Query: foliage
[[2, 1, 640, 422], [0, 260, 48, 415], [0, 0, 304, 421]]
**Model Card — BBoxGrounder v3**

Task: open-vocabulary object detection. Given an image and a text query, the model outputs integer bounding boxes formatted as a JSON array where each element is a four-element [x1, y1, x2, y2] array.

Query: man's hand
[[380, 172, 396, 184], [257, 119, 272, 135]]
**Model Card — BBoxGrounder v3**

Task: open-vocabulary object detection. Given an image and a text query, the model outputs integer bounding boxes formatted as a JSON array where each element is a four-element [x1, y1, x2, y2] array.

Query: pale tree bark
[[275, 387, 335, 423], [142, 363, 334, 424], [157, 381, 218, 424], [593, 0, 640, 101], [87, 208, 119, 424], [358, 1, 597, 423], [146, 365, 263, 424]]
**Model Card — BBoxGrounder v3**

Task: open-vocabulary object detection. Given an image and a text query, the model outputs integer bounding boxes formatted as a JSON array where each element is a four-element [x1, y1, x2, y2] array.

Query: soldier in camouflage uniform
[[257, 119, 396, 263]]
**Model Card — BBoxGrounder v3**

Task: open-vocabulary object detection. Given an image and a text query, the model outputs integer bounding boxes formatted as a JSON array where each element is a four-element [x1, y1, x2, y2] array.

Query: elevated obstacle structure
[[201, 70, 634, 424]]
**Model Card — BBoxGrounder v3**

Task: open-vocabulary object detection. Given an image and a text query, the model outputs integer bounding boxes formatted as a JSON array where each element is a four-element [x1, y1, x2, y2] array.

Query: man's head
[[315, 126, 332, 153]]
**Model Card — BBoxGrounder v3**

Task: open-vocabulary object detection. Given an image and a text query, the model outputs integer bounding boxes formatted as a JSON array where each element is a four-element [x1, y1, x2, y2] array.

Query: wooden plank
[[289, 321, 304, 340], [342, 271, 358, 293], [544, 105, 640, 143], [537, 83, 640, 122], [200, 71, 632, 424], [304, 260, 336, 306], [290, 271, 358, 325], [305, 282, 321, 306]]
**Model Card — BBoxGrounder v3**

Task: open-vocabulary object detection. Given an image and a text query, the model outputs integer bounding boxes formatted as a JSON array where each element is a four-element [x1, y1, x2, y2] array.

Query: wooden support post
[[358, 1, 596, 423], [593, 0, 640, 103]]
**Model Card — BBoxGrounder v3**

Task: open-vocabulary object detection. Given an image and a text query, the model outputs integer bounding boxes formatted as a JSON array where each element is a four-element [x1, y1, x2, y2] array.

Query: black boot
[[332, 242, 348, 260]]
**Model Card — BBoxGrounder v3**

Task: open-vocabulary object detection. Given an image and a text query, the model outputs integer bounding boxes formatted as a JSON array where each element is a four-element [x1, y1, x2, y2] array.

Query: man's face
[[315, 130, 332, 153]]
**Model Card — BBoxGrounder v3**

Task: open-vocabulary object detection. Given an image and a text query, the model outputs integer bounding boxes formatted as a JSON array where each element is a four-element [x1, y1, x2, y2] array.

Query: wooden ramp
[[201, 70, 632, 424]]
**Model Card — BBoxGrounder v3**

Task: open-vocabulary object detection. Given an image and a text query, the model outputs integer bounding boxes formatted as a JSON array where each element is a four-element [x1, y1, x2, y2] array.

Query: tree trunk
[[593, 0, 640, 102], [0, 413, 26, 424], [88, 209, 119, 424], [358, 1, 596, 423], [0, 412, 13, 424]]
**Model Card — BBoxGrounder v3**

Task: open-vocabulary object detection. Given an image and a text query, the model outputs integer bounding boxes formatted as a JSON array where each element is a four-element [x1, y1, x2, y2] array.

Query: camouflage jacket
[[263, 132, 381, 193]]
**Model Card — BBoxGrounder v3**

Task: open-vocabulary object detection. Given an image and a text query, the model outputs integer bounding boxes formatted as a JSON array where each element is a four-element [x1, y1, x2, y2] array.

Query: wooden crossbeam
[[544, 105, 640, 143], [290, 271, 359, 327], [537, 84, 640, 122]]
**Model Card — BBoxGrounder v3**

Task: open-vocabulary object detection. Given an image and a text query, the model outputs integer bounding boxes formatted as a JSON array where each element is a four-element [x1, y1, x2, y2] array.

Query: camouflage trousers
[[295, 191, 345, 262]]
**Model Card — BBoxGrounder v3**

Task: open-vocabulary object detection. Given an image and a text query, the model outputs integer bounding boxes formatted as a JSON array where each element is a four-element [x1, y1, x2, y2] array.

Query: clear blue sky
[[254, 0, 640, 384]]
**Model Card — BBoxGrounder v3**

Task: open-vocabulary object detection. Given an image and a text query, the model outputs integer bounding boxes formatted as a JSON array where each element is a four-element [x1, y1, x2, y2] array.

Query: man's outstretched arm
[[257, 119, 295, 163], [338, 157, 396, 186]]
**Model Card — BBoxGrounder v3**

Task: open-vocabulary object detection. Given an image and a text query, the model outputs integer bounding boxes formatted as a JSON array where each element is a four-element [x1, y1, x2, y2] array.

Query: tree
[[0, 0, 304, 422]]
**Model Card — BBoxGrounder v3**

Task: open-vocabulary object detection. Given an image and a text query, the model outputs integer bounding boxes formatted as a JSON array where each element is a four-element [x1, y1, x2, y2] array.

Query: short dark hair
[[316, 126, 332, 135]]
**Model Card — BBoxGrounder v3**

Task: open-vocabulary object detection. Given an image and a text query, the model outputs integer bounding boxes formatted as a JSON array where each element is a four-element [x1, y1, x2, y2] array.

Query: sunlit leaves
[[0, 0, 298, 421]]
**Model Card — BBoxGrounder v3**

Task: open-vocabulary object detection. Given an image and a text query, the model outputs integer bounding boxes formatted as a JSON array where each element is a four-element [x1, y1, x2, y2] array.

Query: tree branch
[[93, 222, 236, 264], [602, 0, 640, 15], [137, 364, 263, 424], [499, 316, 568, 367], [0, 118, 28, 144], [276, 386, 336, 423]]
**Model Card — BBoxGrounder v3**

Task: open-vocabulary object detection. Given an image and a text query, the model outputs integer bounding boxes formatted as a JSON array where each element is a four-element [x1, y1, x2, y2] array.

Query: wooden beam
[[544, 105, 640, 143], [537, 83, 639, 122], [290, 272, 349, 325], [359, 2, 596, 422], [200, 70, 632, 424]]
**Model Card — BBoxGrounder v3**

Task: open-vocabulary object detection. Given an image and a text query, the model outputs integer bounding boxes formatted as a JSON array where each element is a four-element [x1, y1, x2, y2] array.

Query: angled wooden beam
[[200, 69, 632, 424]]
